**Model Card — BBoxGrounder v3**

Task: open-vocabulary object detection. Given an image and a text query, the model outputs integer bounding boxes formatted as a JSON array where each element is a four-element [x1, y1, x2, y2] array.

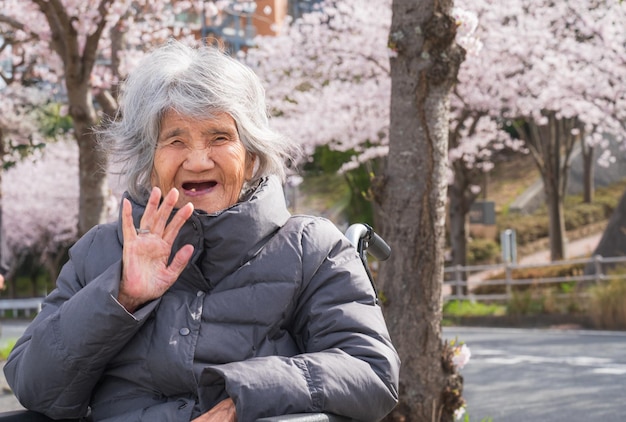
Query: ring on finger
[[136, 228, 151, 235]]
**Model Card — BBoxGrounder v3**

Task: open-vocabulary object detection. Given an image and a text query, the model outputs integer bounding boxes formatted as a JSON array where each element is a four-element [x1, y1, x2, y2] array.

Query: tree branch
[[31, 0, 81, 81], [82, 0, 116, 79], [95, 89, 118, 120], [0, 14, 27, 30]]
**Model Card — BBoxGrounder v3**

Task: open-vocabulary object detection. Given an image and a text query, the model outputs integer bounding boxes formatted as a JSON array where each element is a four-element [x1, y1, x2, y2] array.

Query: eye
[[160, 138, 186, 147], [211, 136, 231, 146]]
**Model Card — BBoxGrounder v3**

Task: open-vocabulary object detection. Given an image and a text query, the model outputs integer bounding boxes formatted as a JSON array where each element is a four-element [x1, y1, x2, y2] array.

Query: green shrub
[[593, 191, 622, 218], [443, 300, 506, 317], [467, 239, 500, 265], [510, 263, 586, 281], [564, 202, 606, 230], [0, 339, 17, 361], [588, 268, 626, 330], [472, 262, 586, 296], [507, 290, 544, 315], [470, 261, 588, 314], [497, 212, 550, 245], [504, 287, 581, 315]]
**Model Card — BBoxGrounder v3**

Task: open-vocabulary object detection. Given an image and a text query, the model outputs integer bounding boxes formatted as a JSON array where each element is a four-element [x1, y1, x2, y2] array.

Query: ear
[[149, 168, 158, 188], [245, 153, 257, 180]]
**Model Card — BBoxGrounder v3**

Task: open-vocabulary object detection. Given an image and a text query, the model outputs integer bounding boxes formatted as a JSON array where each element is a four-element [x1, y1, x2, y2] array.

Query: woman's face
[[151, 110, 255, 213]]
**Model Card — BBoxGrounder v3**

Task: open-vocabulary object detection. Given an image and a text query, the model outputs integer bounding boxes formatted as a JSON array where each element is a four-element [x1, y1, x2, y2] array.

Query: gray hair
[[99, 40, 298, 202]]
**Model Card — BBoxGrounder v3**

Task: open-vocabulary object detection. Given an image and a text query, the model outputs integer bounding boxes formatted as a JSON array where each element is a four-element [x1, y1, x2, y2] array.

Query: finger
[[152, 188, 180, 235], [121, 198, 137, 241], [140, 187, 162, 232], [163, 202, 194, 245], [167, 244, 195, 276]]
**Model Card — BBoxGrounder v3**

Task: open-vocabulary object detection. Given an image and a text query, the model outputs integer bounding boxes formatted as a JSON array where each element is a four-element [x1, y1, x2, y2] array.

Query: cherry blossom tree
[[446, 0, 626, 265], [0, 85, 50, 287], [379, 0, 466, 418], [446, 113, 523, 268], [446, 6, 527, 269], [248, 2, 468, 419], [243, 2, 392, 203], [0, 0, 200, 235], [461, 0, 626, 261], [248, 1, 626, 418], [2, 139, 118, 296], [245, 2, 517, 271]]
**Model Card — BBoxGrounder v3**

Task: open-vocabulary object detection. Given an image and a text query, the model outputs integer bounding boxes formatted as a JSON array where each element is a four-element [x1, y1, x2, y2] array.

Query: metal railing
[[444, 255, 626, 302], [0, 255, 623, 316], [0, 297, 44, 318]]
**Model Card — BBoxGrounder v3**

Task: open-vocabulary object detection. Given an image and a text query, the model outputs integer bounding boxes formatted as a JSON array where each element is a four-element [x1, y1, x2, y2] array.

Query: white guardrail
[[444, 255, 626, 302], [0, 297, 45, 318], [0, 255, 624, 316]]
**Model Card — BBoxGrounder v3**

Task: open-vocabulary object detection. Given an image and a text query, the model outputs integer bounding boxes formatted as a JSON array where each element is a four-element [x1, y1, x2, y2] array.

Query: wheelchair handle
[[345, 224, 391, 261]]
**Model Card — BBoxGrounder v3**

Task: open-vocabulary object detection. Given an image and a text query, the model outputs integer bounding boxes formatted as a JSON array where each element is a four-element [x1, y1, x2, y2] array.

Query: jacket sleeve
[[3, 226, 159, 420], [198, 218, 400, 421]]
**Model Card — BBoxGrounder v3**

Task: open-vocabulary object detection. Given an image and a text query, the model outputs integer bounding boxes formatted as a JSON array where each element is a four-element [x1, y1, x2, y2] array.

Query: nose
[[183, 145, 215, 171]]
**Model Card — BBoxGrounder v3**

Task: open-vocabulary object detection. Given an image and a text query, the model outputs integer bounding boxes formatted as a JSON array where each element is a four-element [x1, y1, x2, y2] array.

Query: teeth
[[191, 188, 196, 192]]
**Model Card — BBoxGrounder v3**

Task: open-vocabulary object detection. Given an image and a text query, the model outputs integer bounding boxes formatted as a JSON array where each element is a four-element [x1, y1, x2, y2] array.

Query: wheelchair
[[0, 410, 351, 421], [0, 224, 389, 422]]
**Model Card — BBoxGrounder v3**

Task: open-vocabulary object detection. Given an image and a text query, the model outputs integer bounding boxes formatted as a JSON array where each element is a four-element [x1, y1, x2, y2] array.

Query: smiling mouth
[[182, 181, 217, 194]]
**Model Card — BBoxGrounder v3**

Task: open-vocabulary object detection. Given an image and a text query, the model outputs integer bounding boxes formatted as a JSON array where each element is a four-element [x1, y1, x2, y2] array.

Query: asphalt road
[[0, 321, 624, 420], [443, 326, 626, 422]]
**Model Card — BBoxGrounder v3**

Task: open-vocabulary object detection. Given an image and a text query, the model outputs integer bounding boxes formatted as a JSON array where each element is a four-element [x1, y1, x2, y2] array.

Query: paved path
[[444, 326, 626, 422], [1, 321, 625, 421]]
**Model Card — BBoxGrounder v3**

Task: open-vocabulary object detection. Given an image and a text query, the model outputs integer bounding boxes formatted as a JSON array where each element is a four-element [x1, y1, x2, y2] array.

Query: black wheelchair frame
[[0, 410, 351, 421], [0, 224, 389, 422]]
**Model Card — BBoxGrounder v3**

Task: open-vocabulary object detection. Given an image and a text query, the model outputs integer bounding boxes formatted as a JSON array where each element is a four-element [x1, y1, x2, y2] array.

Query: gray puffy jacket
[[4, 177, 400, 421]]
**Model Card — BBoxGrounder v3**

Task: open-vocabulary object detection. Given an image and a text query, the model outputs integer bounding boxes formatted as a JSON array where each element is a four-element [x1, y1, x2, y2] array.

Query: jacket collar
[[119, 176, 291, 288]]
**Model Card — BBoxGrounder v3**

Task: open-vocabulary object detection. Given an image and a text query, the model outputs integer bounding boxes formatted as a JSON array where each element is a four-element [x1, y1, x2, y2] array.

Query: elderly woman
[[4, 41, 399, 422]]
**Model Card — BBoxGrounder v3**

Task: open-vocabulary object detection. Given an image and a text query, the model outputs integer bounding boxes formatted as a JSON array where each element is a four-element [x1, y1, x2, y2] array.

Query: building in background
[[198, 0, 322, 52]]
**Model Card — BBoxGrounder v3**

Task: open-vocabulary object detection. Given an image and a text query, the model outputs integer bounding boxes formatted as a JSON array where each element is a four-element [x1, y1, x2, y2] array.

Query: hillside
[[293, 155, 623, 263], [483, 155, 539, 214]]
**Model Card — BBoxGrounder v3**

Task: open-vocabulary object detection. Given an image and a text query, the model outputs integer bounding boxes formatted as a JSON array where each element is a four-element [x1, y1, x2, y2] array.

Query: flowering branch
[[441, 338, 472, 420]]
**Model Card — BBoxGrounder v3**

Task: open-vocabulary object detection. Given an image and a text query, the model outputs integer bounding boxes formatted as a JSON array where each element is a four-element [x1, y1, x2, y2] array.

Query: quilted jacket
[[4, 176, 400, 421]]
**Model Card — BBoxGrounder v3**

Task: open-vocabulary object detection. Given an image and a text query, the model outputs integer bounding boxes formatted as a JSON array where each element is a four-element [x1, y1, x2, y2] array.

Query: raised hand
[[118, 187, 195, 313]]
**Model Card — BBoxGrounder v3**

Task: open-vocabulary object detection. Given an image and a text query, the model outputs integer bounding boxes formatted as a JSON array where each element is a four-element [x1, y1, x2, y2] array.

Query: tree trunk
[[545, 180, 567, 261], [515, 112, 579, 262], [68, 86, 110, 236], [581, 139, 594, 204], [448, 162, 476, 270], [76, 121, 109, 236], [448, 193, 469, 268], [540, 143, 568, 261], [447, 113, 484, 273], [447, 190, 469, 296], [376, 1, 465, 420], [34, 0, 113, 235]]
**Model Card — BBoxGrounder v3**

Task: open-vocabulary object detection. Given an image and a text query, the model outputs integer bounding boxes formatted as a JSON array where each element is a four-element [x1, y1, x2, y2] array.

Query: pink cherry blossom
[[452, 343, 471, 370]]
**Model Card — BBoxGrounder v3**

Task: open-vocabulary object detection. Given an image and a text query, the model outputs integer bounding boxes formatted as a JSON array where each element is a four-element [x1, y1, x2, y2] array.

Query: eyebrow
[[202, 128, 237, 137], [159, 128, 185, 141]]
